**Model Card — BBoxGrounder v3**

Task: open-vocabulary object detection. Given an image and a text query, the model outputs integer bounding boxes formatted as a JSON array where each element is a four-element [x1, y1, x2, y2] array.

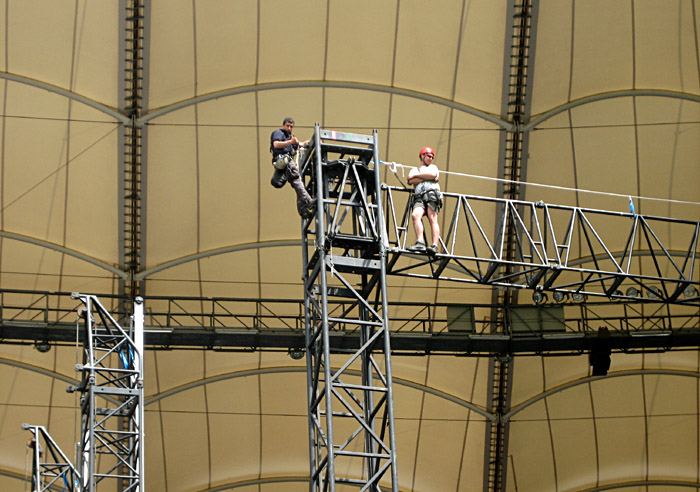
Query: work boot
[[427, 243, 438, 256], [407, 241, 426, 253]]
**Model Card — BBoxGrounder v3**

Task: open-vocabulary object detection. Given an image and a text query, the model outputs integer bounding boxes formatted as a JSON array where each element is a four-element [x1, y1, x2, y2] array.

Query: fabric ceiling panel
[[324, 0, 401, 85], [197, 250, 265, 299], [439, 111, 503, 173], [260, 414, 309, 475], [256, 88, 324, 135], [635, 101, 700, 215], [567, 0, 635, 100], [49, 256, 118, 298], [190, 2, 261, 97], [0, 241, 116, 293], [451, 1, 508, 113], [411, 416, 476, 490], [148, 1, 197, 109], [258, 247, 303, 300], [568, 127, 639, 208], [392, 0, 470, 102], [146, 117, 203, 264], [160, 410, 211, 491], [548, 418, 599, 491], [144, 251, 261, 299], [633, 1, 700, 93], [425, 355, 488, 406], [257, 1, 327, 84], [324, 0, 399, 86], [197, 125, 259, 248], [524, 125, 578, 205], [529, 0, 574, 116], [508, 386, 597, 491], [595, 415, 653, 481], [208, 413, 264, 488], [5, 1, 118, 106], [0, 404, 52, 481], [143, 410, 167, 490], [321, 89, 390, 136]]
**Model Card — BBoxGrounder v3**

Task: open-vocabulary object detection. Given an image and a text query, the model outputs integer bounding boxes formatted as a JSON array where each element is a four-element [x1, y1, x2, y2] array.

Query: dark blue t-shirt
[[270, 128, 298, 160]]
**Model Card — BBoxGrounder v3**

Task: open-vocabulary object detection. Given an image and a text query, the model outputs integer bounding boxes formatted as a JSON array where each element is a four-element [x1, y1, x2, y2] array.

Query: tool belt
[[273, 153, 293, 170]]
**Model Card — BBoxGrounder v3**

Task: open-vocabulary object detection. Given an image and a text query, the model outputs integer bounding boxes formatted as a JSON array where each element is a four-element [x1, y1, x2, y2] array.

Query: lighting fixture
[[552, 291, 567, 303], [288, 348, 305, 360], [625, 287, 640, 298], [683, 285, 698, 298], [647, 286, 661, 299], [34, 341, 51, 353], [532, 291, 548, 304], [571, 292, 586, 302]]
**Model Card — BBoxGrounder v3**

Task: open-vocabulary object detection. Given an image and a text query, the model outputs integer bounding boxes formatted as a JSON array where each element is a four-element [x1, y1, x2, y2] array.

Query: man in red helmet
[[407, 146, 442, 255]]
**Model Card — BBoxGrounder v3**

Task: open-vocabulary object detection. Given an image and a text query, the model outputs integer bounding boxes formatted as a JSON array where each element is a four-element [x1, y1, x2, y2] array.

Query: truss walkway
[[383, 186, 699, 306]]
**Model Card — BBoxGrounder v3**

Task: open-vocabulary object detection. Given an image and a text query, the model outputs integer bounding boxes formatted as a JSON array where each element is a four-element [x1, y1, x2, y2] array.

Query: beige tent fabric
[[0, 1, 699, 491]]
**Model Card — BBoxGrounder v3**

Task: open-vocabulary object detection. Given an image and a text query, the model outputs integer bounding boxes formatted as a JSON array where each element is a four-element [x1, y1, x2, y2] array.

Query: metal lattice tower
[[302, 125, 399, 492], [72, 294, 145, 492], [22, 294, 145, 492]]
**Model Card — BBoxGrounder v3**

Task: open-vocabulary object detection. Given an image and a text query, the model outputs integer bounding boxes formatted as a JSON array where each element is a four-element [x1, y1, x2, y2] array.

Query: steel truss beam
[[384, 187, 700, 306], [301, 125, 398, 491]]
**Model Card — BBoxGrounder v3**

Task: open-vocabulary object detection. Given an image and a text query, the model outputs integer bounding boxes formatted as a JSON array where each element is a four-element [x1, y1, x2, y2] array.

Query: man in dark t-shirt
[[270, 117, 314, 218]]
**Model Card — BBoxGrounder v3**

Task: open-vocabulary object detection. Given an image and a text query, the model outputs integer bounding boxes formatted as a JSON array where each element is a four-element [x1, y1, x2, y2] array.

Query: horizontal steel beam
[[3, 321, 699, 355], [0, 289, 696, 354]]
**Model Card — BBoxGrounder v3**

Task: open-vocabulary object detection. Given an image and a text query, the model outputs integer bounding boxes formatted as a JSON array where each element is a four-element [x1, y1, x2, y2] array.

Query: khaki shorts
[[413, 198, 440, 213]]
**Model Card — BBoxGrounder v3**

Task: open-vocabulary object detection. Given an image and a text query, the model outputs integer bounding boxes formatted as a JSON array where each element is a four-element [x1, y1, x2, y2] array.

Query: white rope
[[377, 160, 700, 207]]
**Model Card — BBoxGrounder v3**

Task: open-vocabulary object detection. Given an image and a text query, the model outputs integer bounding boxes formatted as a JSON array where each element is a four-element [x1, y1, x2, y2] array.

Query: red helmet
[[419, 146, 435, 158]]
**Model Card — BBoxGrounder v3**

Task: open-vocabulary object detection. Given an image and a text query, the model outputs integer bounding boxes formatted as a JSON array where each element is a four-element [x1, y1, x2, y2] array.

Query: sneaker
[[407, 241, 426, 252], [427, 244, 438, 255]]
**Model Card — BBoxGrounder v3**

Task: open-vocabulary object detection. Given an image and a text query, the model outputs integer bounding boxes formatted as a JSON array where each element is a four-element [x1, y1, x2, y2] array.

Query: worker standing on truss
[[270, 117, 315, 218], [407, 146, 442, 255]]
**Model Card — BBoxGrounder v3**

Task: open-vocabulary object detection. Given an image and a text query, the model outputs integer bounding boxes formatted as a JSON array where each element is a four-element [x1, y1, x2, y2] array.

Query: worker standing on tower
[[406, 146, 442, 255], [270, 117, 315, 218]]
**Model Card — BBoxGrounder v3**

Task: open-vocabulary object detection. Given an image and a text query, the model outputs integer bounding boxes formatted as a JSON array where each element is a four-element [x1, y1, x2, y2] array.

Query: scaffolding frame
[[302, 125, 399, 492], [72, 293, 145, 492], [22, 294, 144, 492]]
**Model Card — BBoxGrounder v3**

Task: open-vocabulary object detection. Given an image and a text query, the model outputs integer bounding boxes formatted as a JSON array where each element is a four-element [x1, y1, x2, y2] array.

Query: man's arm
[[407, 165, 439, 184], [273, 135, 299, 149]]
